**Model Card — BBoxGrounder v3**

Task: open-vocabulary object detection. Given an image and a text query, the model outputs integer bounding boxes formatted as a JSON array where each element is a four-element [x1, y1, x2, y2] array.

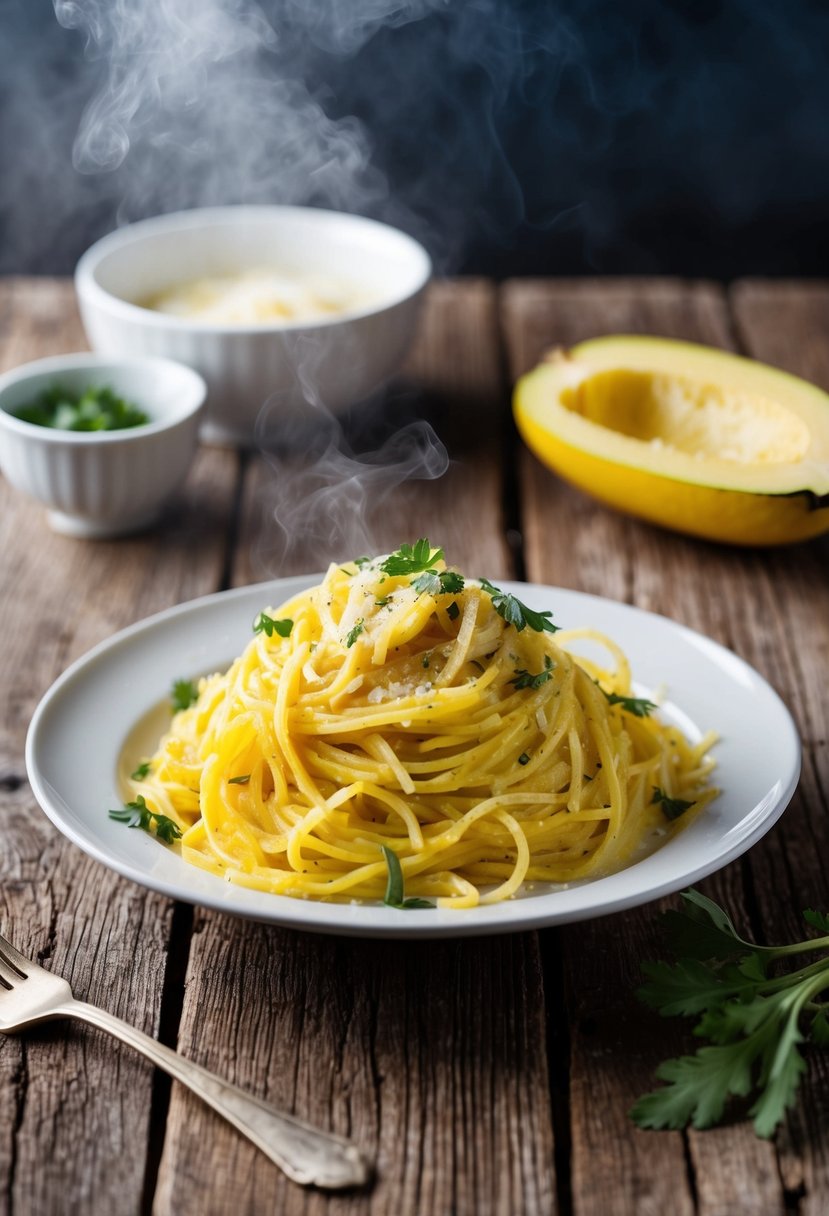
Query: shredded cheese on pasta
[[128, 556, 717, 908]]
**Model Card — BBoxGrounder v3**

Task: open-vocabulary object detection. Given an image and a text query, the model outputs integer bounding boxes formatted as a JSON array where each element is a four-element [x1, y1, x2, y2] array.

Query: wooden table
[[1, 276, 828, 1216]]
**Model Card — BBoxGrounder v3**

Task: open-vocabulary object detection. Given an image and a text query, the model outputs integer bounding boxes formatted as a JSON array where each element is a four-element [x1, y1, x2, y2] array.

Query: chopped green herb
[[518, 752, 531, 766], [422, 655, 430, 668], [380, 845, 432, 909], [380, 539, 444, 576], [631, 890, 829, 1138], [412, 569, 466, 596], [600, 687, 657, 718], [131, 761, 151, 780], [171, 679, 199, 713], [510, 655, 554, 690], [652, 786, 695, 821], [346, 619, 365, 647], [446, 601, 460, 621], [14, 383, 150, 432], [354, 556, 372, 568], [108, 795, 181, 844], [228, 774, 251, 785], [375, 596, 390, 607], [253, 612, 293, 639], [478, 578, 559, 634]]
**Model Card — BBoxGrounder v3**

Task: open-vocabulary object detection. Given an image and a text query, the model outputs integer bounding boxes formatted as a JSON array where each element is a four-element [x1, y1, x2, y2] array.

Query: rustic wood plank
[[500, 278, 787, 1216], [729, 280, 829, 1216], [156, 280, 558, 1216], [0, 279, 239, 1216]]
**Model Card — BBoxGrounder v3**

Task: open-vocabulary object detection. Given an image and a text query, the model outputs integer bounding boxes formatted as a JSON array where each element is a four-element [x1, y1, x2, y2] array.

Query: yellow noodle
[[129, 554, 717, 908]]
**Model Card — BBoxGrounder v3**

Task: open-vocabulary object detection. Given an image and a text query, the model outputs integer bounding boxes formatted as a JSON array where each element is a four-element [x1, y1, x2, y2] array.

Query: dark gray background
[[2, 0, 827, 278]]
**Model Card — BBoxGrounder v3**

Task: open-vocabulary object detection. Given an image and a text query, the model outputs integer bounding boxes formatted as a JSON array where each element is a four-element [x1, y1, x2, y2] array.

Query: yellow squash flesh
[[513, 336, 829, 546]]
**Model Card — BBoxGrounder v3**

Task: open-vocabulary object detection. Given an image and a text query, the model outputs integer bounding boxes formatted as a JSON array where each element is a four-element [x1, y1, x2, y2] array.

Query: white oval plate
[[26, 578, 800, 939]]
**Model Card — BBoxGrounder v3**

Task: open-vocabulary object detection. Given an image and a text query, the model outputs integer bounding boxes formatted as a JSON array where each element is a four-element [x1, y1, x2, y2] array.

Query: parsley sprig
[[380, 539, 445, 576], [652, 786, 694, 821], [631, 890, 829, 1138], [599, 685, 657, 718], [381, 846, 432, 909], [171, 679, 199, 713], [253, 612, 293, 639], [108, 795, 182, 844], [510, 655, 554, 690], [478, 578, 558, 634]]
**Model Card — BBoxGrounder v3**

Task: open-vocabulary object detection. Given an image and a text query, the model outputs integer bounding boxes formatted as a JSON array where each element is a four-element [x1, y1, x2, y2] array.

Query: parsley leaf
[[518, 752, 531, 766], [599, 686, 657, 718], [412, 569, 466, 597], [131, 761, 151, 780], [380, 539, 444, 576], [253, 612, 293, 639], [380, 845, 432, 909], [510, 655, 554, 690], [631, 889, 829, 1138], [478, 578, 559, 634], [228, 774, 250, 785], [652, 786, 695, 821], [171, 679, 199, 713], [108, 795, 182, 845], [346, 619, 365, 647], [446, 601, 460, 621]]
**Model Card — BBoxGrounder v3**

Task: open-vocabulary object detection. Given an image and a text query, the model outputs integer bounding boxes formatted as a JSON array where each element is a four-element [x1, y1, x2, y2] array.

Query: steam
[[252, 396, 449, 576]]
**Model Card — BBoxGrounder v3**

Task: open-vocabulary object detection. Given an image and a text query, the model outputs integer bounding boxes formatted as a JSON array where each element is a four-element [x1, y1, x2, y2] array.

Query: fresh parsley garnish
[[346, 619, 365, 647], [171, 679, 199, 713], [14, 383, 149, 432], [253, 612, 293, 639], [599, 686, 657, 718], [381, 845, 432, 909], [478, 578, 558, 634], [446, 601, 460, 621], [108, 795, 182, 844], [518, 752, 531, 766], [228, 774, 250, 785], [131, 761, 151, 780], [510, 655, 554, 690], [652, 786, 695, 821], [631, 890, 829, 1138], [354, 556, 372, 569], [375, 596, 390, 607], [380, 539, 445, 576]]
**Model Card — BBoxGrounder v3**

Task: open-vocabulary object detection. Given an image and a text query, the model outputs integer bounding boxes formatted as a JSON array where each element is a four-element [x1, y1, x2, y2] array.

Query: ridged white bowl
[[0, 354, 206, 538], [75, 206, 432, 446]]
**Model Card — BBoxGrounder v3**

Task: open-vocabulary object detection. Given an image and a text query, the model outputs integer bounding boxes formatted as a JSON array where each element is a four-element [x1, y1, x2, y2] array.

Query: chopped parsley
[[228, 774, 251, 785], [108, 795, 181, 844], [381, 845, 432, 909], [651, 786, 695, 821], [130, 761, 151, 780], [510, 655, 554, 690], [600, 686, 657, 718], [380, 539, 445, 576], [14, 383, 150, 432], [478, 578, 558, 634], [346, 619, 365, 647], [412, 569, 466, 596], [253, 612, 293, 639], [446, 601, 460, 621], [518, 752, 531, 766], [171, 679, 199, 713]]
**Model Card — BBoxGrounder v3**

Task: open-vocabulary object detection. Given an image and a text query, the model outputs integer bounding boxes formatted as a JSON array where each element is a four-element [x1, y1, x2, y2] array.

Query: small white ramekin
[[74, 205, 432, 446], [0, 354, 206, 538]]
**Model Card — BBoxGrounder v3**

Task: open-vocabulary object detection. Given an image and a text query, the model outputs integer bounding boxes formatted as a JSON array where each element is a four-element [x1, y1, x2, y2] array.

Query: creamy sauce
[[144, 269, 376, 325]]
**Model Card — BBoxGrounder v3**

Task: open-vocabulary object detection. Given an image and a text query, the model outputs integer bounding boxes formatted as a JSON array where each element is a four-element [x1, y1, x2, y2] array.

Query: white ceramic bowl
[[75, 205, 432, 446], [0, 354, 206, 538]]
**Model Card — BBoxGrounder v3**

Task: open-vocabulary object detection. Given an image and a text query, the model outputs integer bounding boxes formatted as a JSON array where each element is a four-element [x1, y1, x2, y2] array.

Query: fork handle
[[59, 998, 370, 1189]]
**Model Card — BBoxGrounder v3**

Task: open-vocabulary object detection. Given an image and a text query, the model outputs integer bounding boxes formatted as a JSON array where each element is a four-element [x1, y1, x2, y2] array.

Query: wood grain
[[0, 280, 239, 1216], [500, 278, 787, 1216], [2, 275, 829, 1216], [155, 279, 557, 1216]]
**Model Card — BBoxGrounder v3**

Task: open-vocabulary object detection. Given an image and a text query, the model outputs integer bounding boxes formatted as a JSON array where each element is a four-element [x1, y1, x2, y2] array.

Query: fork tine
[[0, 950, 24, 988], [0, 931, 33, 978]]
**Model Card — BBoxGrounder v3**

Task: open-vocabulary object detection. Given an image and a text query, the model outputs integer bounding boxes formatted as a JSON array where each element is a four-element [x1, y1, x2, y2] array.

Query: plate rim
[[25, 576, 802, 939]]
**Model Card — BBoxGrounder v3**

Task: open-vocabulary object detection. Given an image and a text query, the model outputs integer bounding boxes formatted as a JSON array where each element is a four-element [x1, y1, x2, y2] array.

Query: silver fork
[[0, 929, 370, 1189]]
